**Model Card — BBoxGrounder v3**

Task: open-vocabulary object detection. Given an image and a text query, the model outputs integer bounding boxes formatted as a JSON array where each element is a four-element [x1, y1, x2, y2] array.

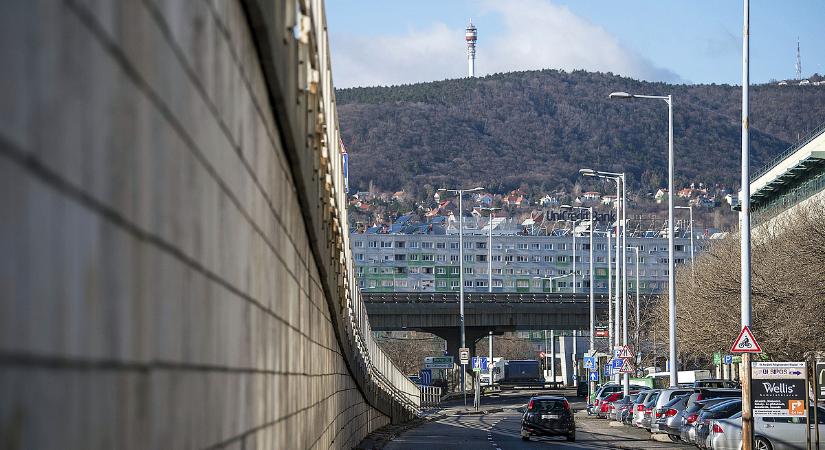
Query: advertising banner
[[751, 362, 807, 417]]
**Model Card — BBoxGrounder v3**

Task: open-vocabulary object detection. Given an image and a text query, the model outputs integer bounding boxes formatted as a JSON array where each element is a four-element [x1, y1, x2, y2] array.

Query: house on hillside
[[538, 195, 559, 207], [602, 195, 617, 206], [582, 191, 601, 201], [655, 189, 668, 204]]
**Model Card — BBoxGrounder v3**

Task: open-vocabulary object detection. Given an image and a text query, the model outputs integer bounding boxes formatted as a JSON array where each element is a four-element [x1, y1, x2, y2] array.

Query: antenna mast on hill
[[466, 19, 478, 77], [796, 37, 802, 80]]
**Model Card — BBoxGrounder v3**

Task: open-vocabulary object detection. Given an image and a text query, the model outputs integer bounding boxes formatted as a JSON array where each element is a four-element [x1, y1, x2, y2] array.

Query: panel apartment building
[[351, 218, 701, 295]]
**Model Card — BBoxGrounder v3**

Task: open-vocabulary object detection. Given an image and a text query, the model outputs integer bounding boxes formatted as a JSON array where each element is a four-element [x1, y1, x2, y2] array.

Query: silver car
[[633, 390, 659, 428], [656, 393, 690, 442], [709, 406, 825, 450], [650, 387, 693, 433]]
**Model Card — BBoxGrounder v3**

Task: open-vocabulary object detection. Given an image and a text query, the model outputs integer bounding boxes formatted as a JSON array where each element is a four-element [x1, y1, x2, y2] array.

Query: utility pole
[[740, 1, 754, 448]]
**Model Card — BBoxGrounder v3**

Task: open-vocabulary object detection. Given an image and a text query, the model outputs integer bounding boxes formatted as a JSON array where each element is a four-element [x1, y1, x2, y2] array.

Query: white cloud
[[330, 0, 681, 88]]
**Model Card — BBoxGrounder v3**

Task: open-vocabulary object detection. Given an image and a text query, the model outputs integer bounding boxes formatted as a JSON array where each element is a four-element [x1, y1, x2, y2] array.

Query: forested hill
[[336, 69, 825, 197]]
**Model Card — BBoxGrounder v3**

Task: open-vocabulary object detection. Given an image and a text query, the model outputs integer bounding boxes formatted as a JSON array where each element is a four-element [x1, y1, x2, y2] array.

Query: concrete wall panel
[[0, 1, 412, 449]]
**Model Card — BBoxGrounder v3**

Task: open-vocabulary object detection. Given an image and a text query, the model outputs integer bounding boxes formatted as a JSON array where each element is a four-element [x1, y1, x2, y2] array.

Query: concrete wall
[[0, 1, 414, 449]]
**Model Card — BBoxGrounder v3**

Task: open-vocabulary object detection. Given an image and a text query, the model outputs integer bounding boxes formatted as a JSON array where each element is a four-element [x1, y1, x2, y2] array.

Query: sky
[[326, 0, 825, 89]]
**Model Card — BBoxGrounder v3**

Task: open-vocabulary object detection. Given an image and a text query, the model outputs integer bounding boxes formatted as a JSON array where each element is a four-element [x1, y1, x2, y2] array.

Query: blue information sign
[[723, 355, 733, 365], [419, 369, 432, 386], [584, 356, 596, 370], [611, 358, 624, 370], [472, 357, 488, 371], [589, 372, 599, 382]]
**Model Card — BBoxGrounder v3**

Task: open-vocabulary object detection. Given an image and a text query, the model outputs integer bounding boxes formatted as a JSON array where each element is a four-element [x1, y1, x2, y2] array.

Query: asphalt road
[[383, 388, 690, 450]]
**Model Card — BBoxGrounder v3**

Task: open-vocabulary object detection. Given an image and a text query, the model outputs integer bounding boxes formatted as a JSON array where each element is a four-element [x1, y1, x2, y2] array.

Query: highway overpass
[[0, 1, 416, 449]]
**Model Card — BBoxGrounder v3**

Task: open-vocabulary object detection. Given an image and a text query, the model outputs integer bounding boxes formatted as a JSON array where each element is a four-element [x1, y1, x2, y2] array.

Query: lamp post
[[561, 204, 594, 388], [438, 186, 484, 405], [580, 169, 626, 389], [608, 91, 678, 388], [479, 206, 501, 387], [628, 246, 641, 364]]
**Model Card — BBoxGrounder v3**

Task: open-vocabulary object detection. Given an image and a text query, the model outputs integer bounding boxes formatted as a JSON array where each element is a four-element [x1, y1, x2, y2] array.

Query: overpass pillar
[[425, 327, 491, 376], [559, 335, 571, 387]]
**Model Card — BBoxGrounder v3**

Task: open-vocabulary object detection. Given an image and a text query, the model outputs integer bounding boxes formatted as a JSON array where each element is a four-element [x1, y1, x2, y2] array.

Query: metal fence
[[362, 292, 612, 304], [419, 386, 442, 408]]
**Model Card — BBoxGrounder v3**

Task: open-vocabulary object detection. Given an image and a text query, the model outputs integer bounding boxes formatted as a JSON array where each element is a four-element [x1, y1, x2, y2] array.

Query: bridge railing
[[362, 292, 612, 304], [307, 1, 421, 416]]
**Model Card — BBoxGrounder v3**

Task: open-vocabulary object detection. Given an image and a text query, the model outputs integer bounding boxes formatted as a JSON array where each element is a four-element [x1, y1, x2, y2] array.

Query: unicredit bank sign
[[546, 210, 616, 224]]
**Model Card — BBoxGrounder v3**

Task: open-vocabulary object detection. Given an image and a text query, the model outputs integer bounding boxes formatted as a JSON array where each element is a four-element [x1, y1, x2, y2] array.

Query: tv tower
[[465, 19, 477, 77], [795, 37, 802, 80]]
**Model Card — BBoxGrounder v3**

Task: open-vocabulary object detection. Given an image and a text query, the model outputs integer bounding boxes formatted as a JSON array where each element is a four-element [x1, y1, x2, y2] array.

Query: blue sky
[[326, 0, 825, 88]]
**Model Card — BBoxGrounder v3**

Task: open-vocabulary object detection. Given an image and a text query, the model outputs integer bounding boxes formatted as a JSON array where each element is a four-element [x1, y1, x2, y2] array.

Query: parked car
[[695, 399, 742, 449], [621, 394, 641, 425], [680, 397, 742, 444], [685, 388, 742, 410], [709, 406, 825, 450], [640, 391, 662, 430], [597, 392, 623, 418], [650, 387, 693, 433], [521, 396, 576, 442], [612, 394, 638, 422], [691, 379, 739, 389], [655, 393, 691, 442], [633, 390, 660, 428]]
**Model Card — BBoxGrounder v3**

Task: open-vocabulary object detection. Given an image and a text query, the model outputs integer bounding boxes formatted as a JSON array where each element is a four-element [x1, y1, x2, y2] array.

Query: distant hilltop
[[336, 69, 825, 199]]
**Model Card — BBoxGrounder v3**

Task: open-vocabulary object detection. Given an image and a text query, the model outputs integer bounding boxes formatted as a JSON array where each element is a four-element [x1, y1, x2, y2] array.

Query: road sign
[[613, 347, 623, 359], [619, 361, 635, 374], [584, 356, 596, 370], [817, 362, 825, 401], [420, 369, 432, 386], [589, 372, 599, 382], [731, 325, 762, 353], [472, 357, 488, 372], [618, 345, 634, 359], [611, 358, 624, 370], [751, 362, 807, 417], [595, 327, 609, 338], [424, 356, 454, 369], [459, 347, 470, 365], [723, 355, 733, 365]]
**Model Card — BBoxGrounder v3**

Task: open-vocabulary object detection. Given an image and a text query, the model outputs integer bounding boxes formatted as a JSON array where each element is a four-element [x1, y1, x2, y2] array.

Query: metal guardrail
[[752, 119, 825, 181], [419, 386, 442, 408], [362, 292, 613, 304]]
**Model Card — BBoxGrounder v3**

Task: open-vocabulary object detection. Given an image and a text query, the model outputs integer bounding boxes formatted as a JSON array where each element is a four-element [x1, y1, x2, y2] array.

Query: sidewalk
[[575, 411, 693, 449]]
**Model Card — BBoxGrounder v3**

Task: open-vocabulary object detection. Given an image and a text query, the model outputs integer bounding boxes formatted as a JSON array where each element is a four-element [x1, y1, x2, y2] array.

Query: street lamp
[[479, 206, 501, 387], [627, 246, 641, 364], [580, 169, 626, 389], [608, 90, 678, 388], [561, 204, 594, 388], [438, 186, 484, 405]]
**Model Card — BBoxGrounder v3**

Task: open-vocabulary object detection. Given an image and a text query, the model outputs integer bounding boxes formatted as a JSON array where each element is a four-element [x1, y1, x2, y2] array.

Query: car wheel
[[566, 431, 576, 442], [668, 434, 680, 443], [754, 437, 773, 450], [521, 436, 529, 441]]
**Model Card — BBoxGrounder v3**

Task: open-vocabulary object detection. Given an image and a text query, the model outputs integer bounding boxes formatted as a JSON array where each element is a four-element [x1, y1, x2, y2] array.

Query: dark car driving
[[521, 396, 576, 442]]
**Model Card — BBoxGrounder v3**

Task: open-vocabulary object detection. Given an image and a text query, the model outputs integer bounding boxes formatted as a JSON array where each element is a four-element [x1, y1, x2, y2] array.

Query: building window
[[436, 242, 446, 249], [437, 254, 447, 262], [518, 243, 528, 250], [409, 254, 419, 261], [675, 244, 685, 252], [409, 241, 419, 249], [517, 255, 528, 262], [396, 241, 405, 248], [476, 255, 487, 262], [492, 280, 503, 288], [450, 242, 459, 249], [394, 254, 406, 261], [532, 256, 541, 262], [544, 243, 553, 250], [504, 255, 514, 262], [544, 256, 552, 262], [356, 253, 364, 261], [477, 242, 487, 249], [450, 255, 459, 262], [464, 255, 473, 262], [492, 255, 502, 262], [558, 243, 567, 250], [531, 243, 541, 250], [505, 280, 515, 288], [464, 242, 474, 249], [451, 280, 460, 289], [380, 241, 393, 248], [395, 280, 408, 288], [436, 267, 446, 275], [409, 267, 420, 274], [476, 280, 488, 287], [436, 280, 447, 288], [557, 255, 568, 262], [422, 254, 434, 261], [531, 279, 541, 288], [464, 280, 473, 287], [450, 267, 460, 275], [516, 280, 529, 288], [421, 242, 433, 249], [464, 267, 474, 274], [354, 241, 364, 248], [493, 268, 502, 274], [369, 241, 378, 248]]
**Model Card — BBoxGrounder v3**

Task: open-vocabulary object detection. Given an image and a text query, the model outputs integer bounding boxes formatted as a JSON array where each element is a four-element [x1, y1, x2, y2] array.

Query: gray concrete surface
[[0, 1, 411, 449]]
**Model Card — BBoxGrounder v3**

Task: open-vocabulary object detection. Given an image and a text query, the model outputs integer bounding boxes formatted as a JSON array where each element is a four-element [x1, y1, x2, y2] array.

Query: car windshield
[[664, 394, 687, 408], [530, 399, 566, 413], [644, 393, 660, 406]]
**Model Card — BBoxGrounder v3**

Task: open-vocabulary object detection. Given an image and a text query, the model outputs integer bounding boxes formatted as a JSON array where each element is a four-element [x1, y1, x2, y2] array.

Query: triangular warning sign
[[730, 326, 762, 353], [619, 361, 635, 373], [618, 345, 634, 359]]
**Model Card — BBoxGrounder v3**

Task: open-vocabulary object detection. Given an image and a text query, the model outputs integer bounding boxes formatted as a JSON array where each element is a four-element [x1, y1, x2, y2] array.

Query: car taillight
[[665, 408, 678, 417], [696, 394, 703, 401], [637, 405, 645, 411], [595, 399, 600, 406], [686, 413, 698, 424], [528, 399, 534, 410], [712, 423, 724, 433], [563, 400, 570, 410]]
